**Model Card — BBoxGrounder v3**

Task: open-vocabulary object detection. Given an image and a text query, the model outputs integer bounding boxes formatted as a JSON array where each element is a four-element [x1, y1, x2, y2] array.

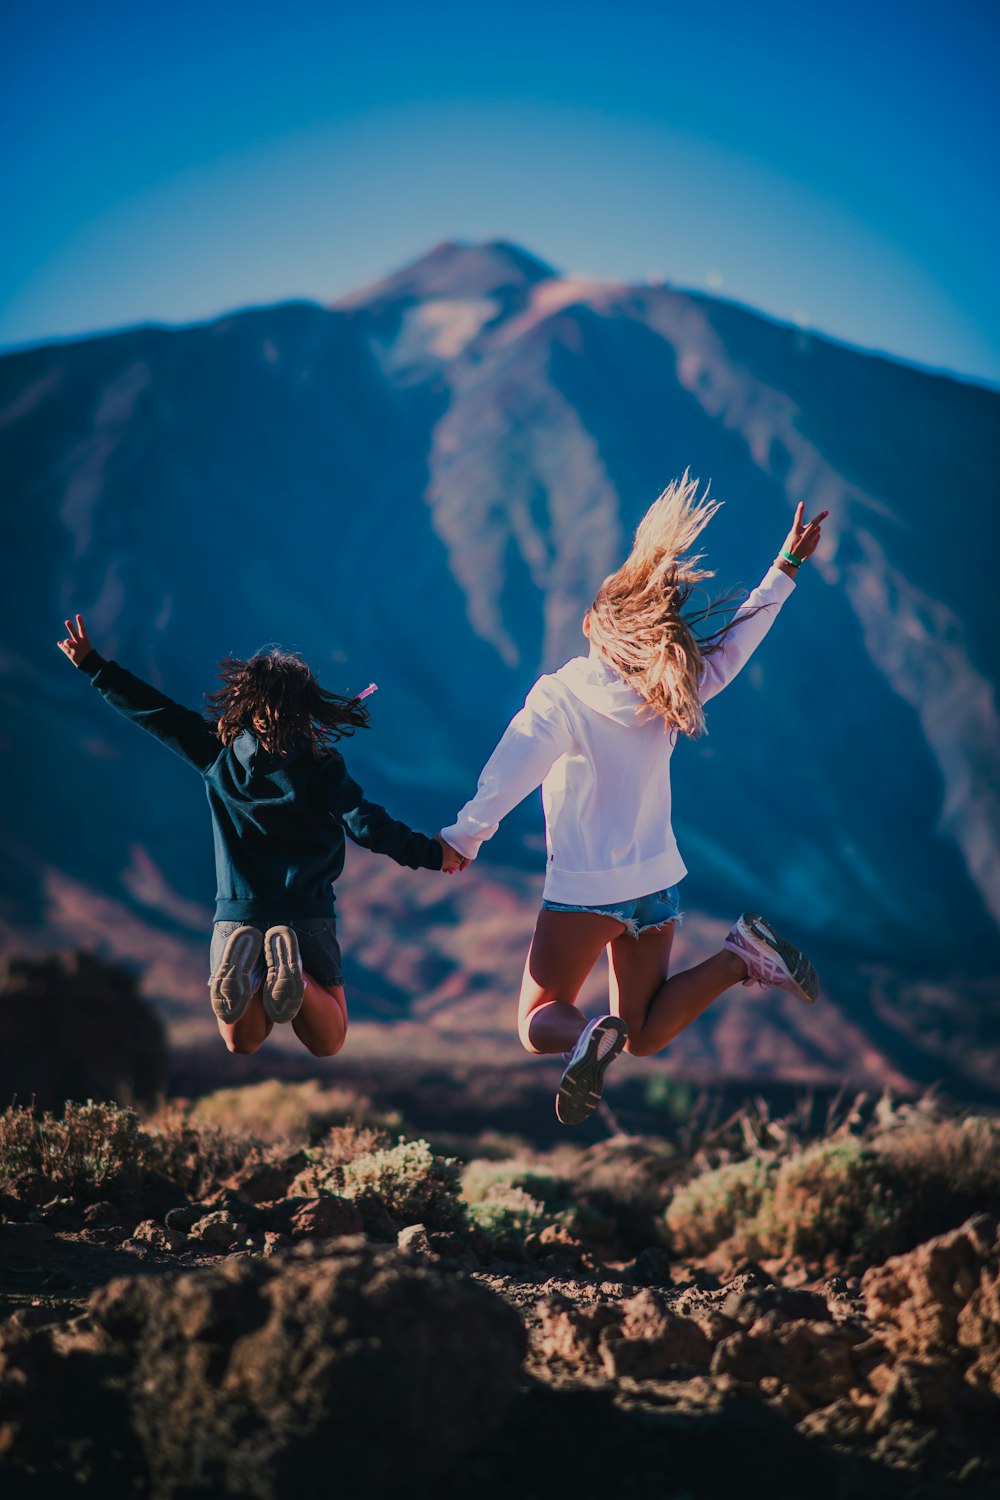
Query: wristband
[[780, 549, 804, 567]]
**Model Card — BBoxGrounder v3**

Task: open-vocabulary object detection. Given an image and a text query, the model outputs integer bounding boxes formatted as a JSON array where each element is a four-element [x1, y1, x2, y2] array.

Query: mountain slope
[[2, 240, 998, 1090]]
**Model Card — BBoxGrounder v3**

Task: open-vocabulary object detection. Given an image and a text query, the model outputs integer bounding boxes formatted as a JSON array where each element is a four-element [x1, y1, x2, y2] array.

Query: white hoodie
[[441, 563, 796, 904]]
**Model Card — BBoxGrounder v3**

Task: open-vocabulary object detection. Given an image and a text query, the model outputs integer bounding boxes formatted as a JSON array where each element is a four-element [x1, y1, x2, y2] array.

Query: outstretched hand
[[780, 502, 828, 567], [57, 614, 95, 668], [435, 836, 470, 874]]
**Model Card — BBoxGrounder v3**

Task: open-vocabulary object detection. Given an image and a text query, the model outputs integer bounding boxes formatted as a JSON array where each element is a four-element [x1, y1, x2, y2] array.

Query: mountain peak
[[335, 240, 557, 311]]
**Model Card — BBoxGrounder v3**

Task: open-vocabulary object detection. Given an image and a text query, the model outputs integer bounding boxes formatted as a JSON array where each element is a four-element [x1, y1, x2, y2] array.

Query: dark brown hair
[[205, 648, 370, 757]]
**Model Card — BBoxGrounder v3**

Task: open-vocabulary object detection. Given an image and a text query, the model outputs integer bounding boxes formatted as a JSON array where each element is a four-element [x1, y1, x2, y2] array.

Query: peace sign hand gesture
[[778, 502, 828, 572], [57, 614, 95, 668]]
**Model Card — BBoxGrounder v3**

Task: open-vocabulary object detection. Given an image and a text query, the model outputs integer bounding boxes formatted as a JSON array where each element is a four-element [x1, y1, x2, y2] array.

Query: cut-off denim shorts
[[541, 884, 683, 939], [209, 917, 344, 989]]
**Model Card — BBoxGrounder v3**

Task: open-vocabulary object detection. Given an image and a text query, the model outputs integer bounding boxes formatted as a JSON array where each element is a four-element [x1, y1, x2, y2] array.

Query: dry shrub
[[316, 1123, 391, 1166], [142, 1105, 273, 1197], [0, 1101, 153, 1196], [870, 1108, 1000, 1245], [563, 1135, 682, 1251], [185, 1079, 398, 1142], [0, 1099, 289, 1203], [871, 1103, 1000, 1185]]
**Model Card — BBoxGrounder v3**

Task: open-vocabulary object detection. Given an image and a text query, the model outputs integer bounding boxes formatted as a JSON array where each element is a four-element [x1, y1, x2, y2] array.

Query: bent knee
[[624, 1034, 659, 1059], [517, 1015, 550, 1054], [518, 1034, 547, 1056], [304, 1039, 344, 1058], [224, 1036, 264, 1055]]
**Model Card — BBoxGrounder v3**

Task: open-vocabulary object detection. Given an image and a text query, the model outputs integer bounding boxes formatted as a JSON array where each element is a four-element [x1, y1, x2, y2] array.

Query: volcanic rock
[[0, 1241, 526, 1497], [863, 1213, 1000, 1397], [288, 1196, 363, 1240]]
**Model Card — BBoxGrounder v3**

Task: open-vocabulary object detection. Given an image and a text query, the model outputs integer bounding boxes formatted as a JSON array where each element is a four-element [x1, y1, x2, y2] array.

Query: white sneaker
[[209, 926, 264, 1024], [555, 1015, 629, 1125], [723, 913, 819, 1005], [262, 925, 305, 1022]]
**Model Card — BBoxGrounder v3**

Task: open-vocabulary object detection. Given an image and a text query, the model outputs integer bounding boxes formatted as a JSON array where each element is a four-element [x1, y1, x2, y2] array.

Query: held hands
[[778, 503, 828, 574], [57, 614, 95, 668], [435, 836, 470, 875]]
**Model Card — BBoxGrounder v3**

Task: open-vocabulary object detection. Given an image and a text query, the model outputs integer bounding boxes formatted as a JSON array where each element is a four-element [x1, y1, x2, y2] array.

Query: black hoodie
[[81, 653, 443, 922]]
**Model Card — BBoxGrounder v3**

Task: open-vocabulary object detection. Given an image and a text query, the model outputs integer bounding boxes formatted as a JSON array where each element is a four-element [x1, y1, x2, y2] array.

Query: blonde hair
[[587, 473, 762, 738]]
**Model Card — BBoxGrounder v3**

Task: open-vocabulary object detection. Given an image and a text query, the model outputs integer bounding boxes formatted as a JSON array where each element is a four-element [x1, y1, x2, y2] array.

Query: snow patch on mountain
[[425, 332, 621, 669], [373, 298, 499, 373]]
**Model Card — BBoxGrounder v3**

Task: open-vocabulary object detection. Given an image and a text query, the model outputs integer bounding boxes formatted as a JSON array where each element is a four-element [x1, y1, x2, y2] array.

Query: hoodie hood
[[553, 649, 653, 727], [232, 729, 311, 778]]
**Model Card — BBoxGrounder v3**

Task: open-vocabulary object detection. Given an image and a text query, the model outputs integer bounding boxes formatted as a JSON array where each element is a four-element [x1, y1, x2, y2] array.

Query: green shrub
[[663, 1139, 900, 1264], [339, 1139, 466, 1230], [461, 1159, 570, 1241], [468, 1184, 550, 1239], [462, 1159, 569, 1208], [661, 1110, 1000, 1269], [663, 1152, 778, 1256], [752, 1137, 902, 1262], [460, 1156, 612, 1247]]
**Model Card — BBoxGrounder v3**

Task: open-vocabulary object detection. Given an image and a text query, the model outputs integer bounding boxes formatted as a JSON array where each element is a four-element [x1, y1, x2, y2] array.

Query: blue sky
[[3, 0, 998, 382]]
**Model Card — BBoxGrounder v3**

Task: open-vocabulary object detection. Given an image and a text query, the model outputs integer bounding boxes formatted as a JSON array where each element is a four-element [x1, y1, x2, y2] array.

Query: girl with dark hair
[[58, 624, 463, 1058], [441, 477, 828, 1123]]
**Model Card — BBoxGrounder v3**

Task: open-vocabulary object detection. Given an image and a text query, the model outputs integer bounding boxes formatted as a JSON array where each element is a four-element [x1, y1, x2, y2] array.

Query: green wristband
[[781, 549, 804, 567]]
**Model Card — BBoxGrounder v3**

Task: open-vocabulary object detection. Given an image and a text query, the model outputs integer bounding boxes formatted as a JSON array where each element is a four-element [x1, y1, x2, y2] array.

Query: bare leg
[[518, 907, 626, 1053], [217, 988, 274, 1054], [291, 971, 348, 1057], [608, 922, 748, 1057]]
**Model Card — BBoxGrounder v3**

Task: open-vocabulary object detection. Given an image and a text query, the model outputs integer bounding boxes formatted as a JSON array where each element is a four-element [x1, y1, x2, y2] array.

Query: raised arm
[[439, 679, 575, 863], [58, 614, 220, 772], [698, 503, 827, 704]]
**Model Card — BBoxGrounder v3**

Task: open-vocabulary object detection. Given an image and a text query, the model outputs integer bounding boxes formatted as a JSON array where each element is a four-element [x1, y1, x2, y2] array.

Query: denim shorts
[[541, 884, 683, 939], [209, 917, 344, 988]]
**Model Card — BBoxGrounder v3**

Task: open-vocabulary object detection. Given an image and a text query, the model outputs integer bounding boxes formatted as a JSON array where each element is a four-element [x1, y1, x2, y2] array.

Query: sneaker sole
[[556, 1017, 629, 1125], [210, 926, 263, 1024], [262, 926, 305, 1023], [744, 913, 819, 1004]]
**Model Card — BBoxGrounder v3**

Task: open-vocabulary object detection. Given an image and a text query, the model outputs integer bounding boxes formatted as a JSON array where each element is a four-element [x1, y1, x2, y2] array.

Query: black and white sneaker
[[555, 1015, 629, 1125], [209, 925, 264, 1024], [262, 925, 305, 1023]]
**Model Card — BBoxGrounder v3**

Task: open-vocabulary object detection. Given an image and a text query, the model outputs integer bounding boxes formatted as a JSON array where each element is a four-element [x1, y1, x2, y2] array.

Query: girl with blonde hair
[[441, 477, 828, 1123]]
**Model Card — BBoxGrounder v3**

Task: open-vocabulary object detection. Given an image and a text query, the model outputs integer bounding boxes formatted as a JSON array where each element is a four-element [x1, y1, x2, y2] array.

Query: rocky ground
[[1, 1087, 998, 1498]]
